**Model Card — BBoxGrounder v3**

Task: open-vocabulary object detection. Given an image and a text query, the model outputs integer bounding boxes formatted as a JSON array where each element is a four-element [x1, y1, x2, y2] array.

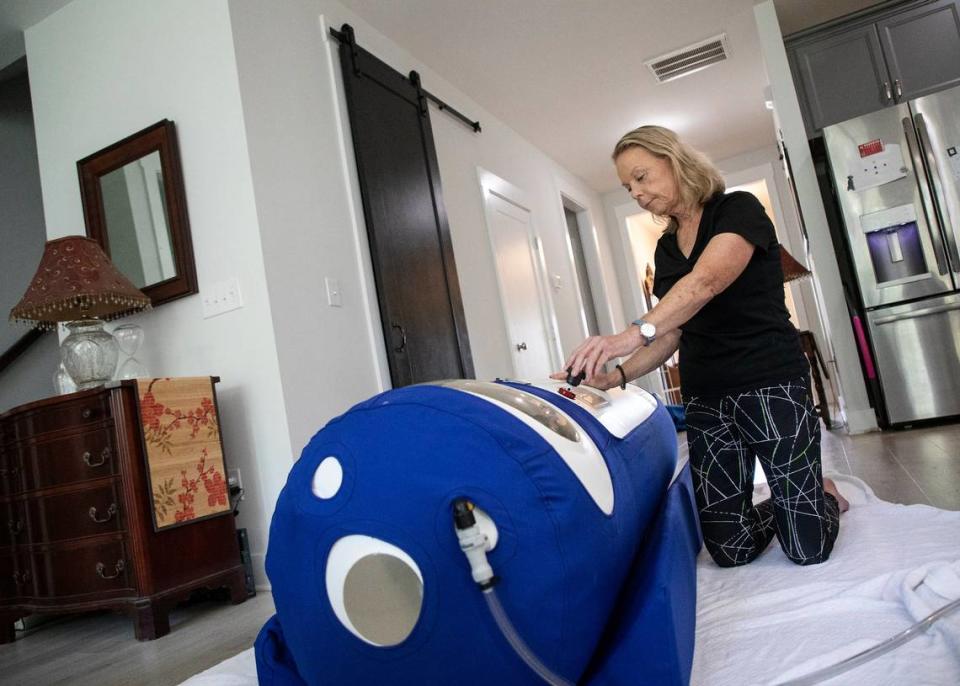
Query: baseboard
[[844, 408, 880, 434], [252, 552, 267, 591]]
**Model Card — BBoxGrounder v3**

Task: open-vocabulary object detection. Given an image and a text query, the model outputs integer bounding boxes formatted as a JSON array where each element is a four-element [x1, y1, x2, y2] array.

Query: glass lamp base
[[52, 362, 77, 395], [61, 319, 119, 390]]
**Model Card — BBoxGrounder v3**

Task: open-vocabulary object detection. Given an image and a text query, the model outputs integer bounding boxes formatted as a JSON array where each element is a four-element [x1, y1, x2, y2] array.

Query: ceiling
[[336, 0, 884, 192], [1, 0, 885, 192]]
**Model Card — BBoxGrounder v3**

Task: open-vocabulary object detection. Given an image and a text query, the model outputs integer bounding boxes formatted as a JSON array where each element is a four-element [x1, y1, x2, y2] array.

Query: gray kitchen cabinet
[[787, 0, 960, 135], [790, 24, 892, 135], [878, 0, 960, 101]]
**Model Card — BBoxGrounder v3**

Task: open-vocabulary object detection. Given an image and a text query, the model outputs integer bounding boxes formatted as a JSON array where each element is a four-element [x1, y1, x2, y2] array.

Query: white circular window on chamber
[[312, 456, 343, 499], [326, 535, 424, 646]]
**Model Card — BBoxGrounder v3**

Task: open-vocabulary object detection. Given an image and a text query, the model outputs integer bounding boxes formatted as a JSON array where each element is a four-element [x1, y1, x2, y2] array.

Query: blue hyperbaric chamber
[[256, 379, 701, 685]]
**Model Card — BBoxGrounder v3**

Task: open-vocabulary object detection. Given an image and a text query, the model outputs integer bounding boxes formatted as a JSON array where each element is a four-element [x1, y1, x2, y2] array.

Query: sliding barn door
[[337, 26, 474, 387]]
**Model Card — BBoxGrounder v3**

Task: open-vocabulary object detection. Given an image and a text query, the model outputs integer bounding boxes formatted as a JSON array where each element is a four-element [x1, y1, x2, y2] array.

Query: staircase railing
[[0, 329, 47, 377]]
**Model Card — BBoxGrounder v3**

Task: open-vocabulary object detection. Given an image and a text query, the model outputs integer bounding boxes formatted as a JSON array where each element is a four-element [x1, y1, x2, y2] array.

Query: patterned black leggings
[[684, 378, 839, 567]]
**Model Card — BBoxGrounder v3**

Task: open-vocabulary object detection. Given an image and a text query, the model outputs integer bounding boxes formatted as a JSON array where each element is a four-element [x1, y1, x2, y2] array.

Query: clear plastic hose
[[483, 588, 574, 686], [774, 596, 960, 685]]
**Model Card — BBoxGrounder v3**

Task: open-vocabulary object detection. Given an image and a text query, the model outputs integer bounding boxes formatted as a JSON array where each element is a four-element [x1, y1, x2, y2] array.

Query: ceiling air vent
[[646, 34, 728, 83]]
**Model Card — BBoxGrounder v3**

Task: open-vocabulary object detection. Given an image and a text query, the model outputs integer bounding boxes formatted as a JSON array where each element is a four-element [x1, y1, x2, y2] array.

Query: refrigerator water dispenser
[[860, 205, 930, 285]]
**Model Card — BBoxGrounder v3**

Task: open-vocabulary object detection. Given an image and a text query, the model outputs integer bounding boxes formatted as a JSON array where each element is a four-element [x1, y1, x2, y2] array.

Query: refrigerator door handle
[[872, 301, 960, 325], [902, 116, 950, 275], [915, 113, 960, 269]]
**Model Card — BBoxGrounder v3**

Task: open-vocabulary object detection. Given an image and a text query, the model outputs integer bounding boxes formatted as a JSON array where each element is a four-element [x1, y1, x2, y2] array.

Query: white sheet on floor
[[693, 473, 960, 686], [178, 474, 960, 686]]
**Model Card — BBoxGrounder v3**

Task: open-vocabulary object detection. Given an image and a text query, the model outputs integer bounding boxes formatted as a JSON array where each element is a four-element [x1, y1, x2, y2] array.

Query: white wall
[[226, 0, 625, 458], [0, 69, 56, 410], [26, 0, 294, 584]]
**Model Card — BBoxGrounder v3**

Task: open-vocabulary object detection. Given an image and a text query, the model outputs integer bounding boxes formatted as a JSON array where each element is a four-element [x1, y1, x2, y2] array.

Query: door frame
[[477, 167, 563, 377], [613, 199, 668, 398]]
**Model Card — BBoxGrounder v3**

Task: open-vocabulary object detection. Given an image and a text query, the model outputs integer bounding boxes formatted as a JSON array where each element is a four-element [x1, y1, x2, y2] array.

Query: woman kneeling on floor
[[555, 125, 849, 567]]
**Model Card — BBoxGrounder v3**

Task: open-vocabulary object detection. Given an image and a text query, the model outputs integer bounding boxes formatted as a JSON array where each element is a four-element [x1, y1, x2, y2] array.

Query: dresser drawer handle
[[8, 519, 23, 535], [81, 408, 93, 419], [0, 466, 20, 478], [83, 447, 110, 468], [12, 570, 31, 585], [96, 559, 125, 580], [89, 503, 118, 523]]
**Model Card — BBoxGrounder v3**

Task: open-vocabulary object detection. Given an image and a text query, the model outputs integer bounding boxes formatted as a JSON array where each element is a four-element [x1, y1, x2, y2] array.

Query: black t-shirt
[[652, 191, 808, 398]]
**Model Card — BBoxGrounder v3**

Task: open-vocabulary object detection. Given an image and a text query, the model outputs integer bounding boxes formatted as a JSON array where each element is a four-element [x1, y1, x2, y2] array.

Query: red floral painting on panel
[[137, 377, 230, 529]]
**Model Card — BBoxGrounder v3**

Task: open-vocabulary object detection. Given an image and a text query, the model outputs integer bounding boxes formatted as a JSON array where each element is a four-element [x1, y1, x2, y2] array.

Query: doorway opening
[[562, 200, 602, 338], [479, 169, 561, 381]]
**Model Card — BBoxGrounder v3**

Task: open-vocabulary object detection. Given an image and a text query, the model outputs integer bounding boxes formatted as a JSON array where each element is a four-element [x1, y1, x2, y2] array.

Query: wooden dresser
[[0, 379, 246, 642]]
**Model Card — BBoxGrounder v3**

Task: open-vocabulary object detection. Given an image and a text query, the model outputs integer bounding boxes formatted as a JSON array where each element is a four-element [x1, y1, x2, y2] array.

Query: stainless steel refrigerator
[[824, 85, 960, 425]]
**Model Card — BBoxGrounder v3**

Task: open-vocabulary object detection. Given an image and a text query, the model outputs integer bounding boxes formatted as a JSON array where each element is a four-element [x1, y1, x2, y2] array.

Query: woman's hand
[[557, 328, 641, 381], [548, 367, 619, 390]]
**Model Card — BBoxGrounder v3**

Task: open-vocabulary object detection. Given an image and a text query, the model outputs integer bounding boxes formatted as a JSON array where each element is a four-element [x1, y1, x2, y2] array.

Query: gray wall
[[0, 67, 58, 411]]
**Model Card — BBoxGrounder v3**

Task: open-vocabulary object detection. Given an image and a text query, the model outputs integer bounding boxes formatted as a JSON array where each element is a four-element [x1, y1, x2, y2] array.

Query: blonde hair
[[612, 125, 724, 233]]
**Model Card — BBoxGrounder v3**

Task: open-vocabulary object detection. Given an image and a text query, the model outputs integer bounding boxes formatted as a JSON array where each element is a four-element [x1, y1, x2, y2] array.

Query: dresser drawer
[[0, 549, 32, 600], [5, 393, 112, 443], [26, 481, 124, 543], [0, 451, 23, 496], [16, 427, 118, 491], [2, 499, 28, 548], [32, 539, 134, 598]]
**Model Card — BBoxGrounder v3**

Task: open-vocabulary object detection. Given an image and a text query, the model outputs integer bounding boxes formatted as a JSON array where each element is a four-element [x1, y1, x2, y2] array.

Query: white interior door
[[484, 190, 556, 381]]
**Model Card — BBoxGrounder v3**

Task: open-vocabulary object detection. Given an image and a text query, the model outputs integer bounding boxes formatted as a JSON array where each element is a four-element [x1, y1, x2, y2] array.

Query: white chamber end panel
[[326, 535, 424, 647]]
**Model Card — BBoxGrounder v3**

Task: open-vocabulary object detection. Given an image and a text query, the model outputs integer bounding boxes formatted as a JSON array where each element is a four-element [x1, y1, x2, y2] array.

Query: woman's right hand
[[548, 367, 619, 391], [559, 328, 641, 381]]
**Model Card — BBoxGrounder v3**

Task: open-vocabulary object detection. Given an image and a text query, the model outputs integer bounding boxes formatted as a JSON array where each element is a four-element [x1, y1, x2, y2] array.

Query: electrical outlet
[[228, 469, 243, 499], [202, 277, 244, 318]]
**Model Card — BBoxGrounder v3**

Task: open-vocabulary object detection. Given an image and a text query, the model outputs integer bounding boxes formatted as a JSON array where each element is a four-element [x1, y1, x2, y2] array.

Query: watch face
[[640, 322, 656, 338]]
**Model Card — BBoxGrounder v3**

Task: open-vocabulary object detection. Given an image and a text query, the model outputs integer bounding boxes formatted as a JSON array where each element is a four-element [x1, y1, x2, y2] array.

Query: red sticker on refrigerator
[[858, 139, 885, 157]]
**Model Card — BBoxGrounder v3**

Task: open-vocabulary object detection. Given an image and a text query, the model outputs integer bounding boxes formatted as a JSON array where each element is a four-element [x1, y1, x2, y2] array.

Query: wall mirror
[[78, 119, 197, 306]]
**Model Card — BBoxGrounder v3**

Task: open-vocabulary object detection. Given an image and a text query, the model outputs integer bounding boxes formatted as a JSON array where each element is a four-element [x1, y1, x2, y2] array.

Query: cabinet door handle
[[8, 519, 23, 535], [83, 447, 110, 468], [883, 81, 892, 102], [12, 570, 31, 585], [516, 342, 528, 351], [96, 559, 125, 579], [894, 79, 902, 100], [89, 503, 118, 523]]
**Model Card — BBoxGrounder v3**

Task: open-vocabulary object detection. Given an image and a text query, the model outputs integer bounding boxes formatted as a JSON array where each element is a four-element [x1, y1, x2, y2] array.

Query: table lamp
[[9, 236, 151, 390]]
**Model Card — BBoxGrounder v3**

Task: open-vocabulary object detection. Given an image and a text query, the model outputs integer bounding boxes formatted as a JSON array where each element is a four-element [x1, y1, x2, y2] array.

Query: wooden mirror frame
[[77, 119, 197, 307]]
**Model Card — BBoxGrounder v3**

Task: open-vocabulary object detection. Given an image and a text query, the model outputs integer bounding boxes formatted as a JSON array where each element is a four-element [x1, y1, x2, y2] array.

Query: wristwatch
[[632, 319, 657, 347]]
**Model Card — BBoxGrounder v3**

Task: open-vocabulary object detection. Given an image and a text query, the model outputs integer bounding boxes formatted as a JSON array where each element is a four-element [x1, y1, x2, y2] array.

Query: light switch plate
[[202, 277, 244, 318], [325, 277, 342, 307]]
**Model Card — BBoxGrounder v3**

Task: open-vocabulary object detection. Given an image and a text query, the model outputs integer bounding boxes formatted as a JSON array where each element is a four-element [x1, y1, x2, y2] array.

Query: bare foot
[[824, 478, 850, 513]]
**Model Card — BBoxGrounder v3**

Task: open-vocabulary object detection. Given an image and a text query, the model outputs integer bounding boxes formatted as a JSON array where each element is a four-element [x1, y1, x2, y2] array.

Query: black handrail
[[0, 329, 47, 377]]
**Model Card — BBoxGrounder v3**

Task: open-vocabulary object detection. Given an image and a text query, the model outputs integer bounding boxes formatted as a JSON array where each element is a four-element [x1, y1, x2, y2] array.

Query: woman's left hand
[[560, 328, 640, 380]]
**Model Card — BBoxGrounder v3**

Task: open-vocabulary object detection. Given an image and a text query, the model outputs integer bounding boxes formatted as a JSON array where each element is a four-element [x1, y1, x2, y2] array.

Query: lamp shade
[[780, 247, 812, 284], [9, 236, 151, 329]]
